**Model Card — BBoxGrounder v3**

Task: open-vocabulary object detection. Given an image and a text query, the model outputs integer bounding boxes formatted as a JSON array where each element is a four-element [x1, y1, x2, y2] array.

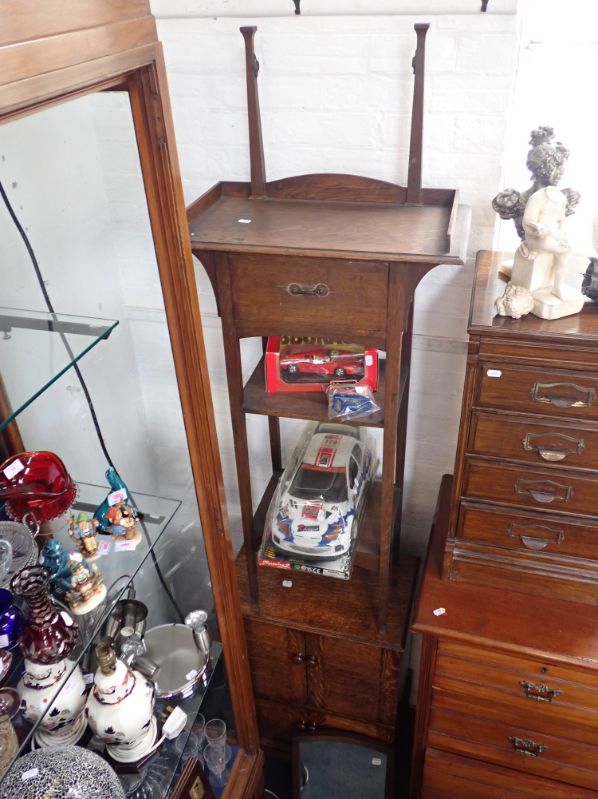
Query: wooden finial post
[[406, 23, 429, 205], [240, 26, 266, 197]]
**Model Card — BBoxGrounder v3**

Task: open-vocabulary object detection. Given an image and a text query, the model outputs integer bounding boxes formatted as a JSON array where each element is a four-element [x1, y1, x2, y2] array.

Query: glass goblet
[[203, 743, 229, 788], [204, 717, 226, 749]]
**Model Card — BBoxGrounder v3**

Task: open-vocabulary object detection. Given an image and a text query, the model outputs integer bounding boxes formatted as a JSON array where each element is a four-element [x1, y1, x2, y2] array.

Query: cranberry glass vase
[[10, 566, 78, 664]]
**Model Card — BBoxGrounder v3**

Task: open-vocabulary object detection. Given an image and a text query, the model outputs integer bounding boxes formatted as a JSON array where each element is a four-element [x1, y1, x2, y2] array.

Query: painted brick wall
[[151, 4, 522, 553]]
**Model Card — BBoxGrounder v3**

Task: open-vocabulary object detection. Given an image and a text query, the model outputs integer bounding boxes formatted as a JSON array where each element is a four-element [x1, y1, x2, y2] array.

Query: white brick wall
[[155, 5, 521, 553]]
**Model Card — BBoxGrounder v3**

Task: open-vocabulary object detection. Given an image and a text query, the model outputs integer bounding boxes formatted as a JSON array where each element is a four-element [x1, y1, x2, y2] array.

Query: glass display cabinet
[[0, 3, 262, 797]]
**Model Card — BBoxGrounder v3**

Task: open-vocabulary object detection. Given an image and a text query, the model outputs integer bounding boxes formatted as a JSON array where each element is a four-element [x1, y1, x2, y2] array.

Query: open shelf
[[2, 480, 181, 772], [0, 308, 118, 431], [243, 357, 405, 428]]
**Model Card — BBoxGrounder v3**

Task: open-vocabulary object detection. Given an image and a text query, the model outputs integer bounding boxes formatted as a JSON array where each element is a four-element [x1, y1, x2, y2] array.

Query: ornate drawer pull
[[522, 432, 585, 462], [530, 381, 596, 409], [520, 680, 563, 702], [305, 655, 318, 667], [507, 523, 565, 550], [292, 652, 305, 663], [288, 282, 329, 297], [508, 736, 548, 757], [513, 478, 572, 504]]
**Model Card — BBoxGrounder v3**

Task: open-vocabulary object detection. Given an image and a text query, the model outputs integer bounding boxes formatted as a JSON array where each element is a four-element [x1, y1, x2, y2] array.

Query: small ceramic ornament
[[86, 638, 157, 763], [68, 511, 99, 560], [65, 554, 107, 615], [94, 469, 142, 550], [40, 539, 72, 599]]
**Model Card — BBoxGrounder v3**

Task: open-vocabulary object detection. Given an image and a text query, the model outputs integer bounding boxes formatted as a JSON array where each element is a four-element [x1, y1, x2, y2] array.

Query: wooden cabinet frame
[[0, 3, 262, 796]]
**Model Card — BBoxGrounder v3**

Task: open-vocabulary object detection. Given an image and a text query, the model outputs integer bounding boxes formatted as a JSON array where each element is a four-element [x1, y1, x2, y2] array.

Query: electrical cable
[[0, 177, 184, 622]]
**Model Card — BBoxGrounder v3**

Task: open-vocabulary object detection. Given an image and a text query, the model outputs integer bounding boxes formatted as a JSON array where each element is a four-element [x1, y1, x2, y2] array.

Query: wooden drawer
[[428, 695, 598, 791], [476, 365, 598, 421], [457, 504, 598, 561], [228, 253, 388, 338], [434, 641, 598, 747], [255, 697, 393, 753], [463, 458, 598, 517], [469, 412, 598, 470], [422, 748, 597, 799]]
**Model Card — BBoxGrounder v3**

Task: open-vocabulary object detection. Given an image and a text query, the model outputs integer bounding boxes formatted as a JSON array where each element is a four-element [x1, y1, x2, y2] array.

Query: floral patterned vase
[[10, 565, 78, 664], [86, 639, 157, 763], [11, 565, 87, 747], [18, 658, 87, 747]]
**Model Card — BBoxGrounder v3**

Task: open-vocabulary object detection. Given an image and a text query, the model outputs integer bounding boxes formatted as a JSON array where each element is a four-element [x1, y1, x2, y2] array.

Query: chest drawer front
[[434, 649, 598, 746], [469, 413, 598, 470], [228, 254, 388, 337], [429, 696, 598, 791], [477, 366, 598, 421], [422, 748, 597, 799], [457, 504, 598, 561], [463, 458, 598, 517]]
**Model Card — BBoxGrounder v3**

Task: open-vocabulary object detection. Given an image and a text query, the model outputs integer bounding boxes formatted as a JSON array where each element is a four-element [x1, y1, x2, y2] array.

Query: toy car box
[[265, 336, 378, 393]]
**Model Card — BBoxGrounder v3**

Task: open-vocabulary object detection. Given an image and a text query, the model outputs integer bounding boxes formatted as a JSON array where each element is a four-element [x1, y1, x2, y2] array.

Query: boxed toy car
[[265, 335, 378, 393], [258, 421, 375, 580]]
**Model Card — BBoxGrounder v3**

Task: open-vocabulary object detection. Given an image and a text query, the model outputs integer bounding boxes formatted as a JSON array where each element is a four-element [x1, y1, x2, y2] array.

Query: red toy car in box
[[280, 347, 364, 379], [266, 336, 378, 393]]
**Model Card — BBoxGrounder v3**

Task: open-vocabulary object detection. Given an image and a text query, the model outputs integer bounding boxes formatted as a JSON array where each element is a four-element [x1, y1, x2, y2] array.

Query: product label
[[237, 218, 252, 223], [487, 369, 502, 378], [371, 757, 382, 766], [98, 540, 111, 556], [84, 673, 94, 685], [3, 458, 24, 479], [0, 635, 8, 648], [282, 579, 293, 588], [22, 769, 38, 781], [115, 539, 137, 552], [365, 354, 373, 366], [108, 488, 127, 506]]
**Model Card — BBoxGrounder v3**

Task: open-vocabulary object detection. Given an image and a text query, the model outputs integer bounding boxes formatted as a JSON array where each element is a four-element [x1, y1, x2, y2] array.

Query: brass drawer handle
[[288, 282, 329, 297], [520, 680, 563, 702], [522, 432, 585, 462], [508, 736, 548, 757], [530, 381, 596, 409], [513, 478, 573, 504], [507, 523, 565, 550]]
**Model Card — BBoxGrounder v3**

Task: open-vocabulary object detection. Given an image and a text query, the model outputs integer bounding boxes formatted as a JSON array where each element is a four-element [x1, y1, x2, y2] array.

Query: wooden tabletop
[[470, 250, 598, 343], [189, 190, 464, 264], [413, 474, 598, 670]]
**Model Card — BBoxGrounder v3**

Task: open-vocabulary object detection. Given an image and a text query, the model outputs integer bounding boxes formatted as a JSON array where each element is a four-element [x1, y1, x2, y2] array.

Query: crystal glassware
[[203, 742, 230, 788], [204, 717, 226, 749]]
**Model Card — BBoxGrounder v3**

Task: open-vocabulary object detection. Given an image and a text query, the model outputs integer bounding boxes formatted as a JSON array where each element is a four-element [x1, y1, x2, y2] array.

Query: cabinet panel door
[[244, 618, 308, 704], [305, 635, 400, 726]]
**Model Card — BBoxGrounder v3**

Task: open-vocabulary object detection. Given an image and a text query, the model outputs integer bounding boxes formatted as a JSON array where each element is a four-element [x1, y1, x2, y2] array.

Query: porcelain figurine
[[94, 469, 142, 549], [40, 539, 73, 599], [68, 511, 99, 560], [10, 566, 87, 747], [493, 127, 589, 320], [86, 638, 157, 763], [65, 555, 106, 615]]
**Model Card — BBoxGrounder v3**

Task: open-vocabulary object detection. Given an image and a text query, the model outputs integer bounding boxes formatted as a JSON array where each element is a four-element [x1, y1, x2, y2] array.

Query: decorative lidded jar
[[10, 565, 87, 747], [86, 638, 157, 763]]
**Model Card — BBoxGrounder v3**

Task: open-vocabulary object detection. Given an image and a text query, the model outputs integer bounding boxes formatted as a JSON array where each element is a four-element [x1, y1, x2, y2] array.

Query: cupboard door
[[244, 618, 308, 704], [305, 634, 400, 725]]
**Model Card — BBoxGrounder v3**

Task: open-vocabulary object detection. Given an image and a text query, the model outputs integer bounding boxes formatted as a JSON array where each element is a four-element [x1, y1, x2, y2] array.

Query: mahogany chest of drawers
[[444, 250, 598, 602], [411, 476, 598, 798]]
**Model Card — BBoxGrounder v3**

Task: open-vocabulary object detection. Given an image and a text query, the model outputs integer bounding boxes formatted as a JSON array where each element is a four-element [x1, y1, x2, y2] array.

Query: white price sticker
[[3, 458, 24, 479], [22, 768, 38, 781], [115, 539, 137, 552], [365, 354, 373, 367], [98, 540, 111, 556], [237, 218, 252, 224], [282, 579, 293, 589], [486, 369, 502, 378], [84, 673, 94, 685], [0, 635, 8, 648], [371, 757, 382, 766], [108, 488, 127, 506], [69, 551, 83, 562]]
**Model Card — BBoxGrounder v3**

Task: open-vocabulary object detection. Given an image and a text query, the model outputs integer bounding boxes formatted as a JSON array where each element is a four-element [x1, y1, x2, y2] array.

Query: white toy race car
[[270, 423, 373, 559]]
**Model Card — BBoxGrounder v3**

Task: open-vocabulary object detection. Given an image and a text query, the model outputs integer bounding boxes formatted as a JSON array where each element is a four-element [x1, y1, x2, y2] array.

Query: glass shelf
[[0, 480, 181, 778], [0, 308, 118, 431]]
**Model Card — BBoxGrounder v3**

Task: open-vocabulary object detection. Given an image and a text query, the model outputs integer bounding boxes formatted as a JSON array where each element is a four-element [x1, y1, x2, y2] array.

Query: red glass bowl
[[0, 452, 76, 523]]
